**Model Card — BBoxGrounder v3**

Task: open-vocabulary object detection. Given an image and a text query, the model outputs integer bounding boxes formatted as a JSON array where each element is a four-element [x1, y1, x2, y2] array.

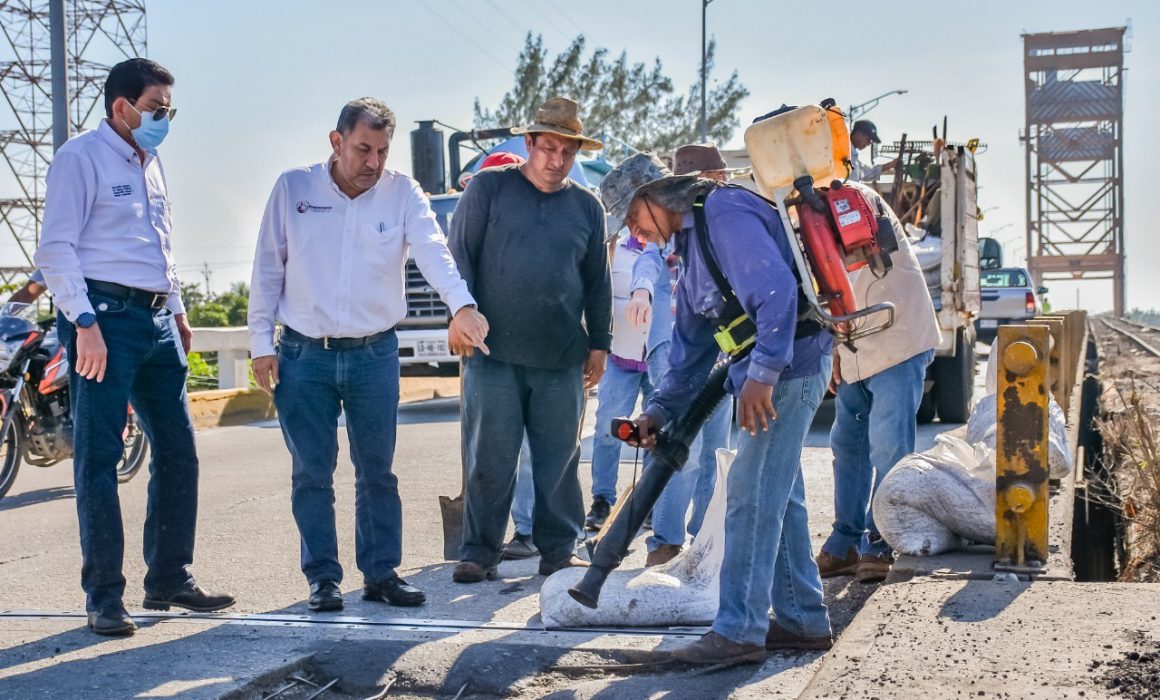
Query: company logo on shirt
[[296, 201, 333, 214], [112, 184, 133, 197]]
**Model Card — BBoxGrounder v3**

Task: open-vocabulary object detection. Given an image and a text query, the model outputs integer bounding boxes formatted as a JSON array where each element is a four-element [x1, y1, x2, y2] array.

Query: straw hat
[[511, 97, 603, 151]]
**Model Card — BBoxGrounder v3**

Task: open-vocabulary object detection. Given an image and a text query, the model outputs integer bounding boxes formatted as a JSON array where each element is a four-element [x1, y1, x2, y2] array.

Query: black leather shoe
[[363, 577, 426, 607], [307, 581, 343, 612], [87, 606, 136, 636], [143, 582, 235, 612]]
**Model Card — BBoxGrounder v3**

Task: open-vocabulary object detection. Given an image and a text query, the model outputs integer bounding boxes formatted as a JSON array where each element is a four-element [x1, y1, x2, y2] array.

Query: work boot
[[501, 533, 538, 561], [584, 496, 611, 530], [854, 552, 894, 584], [538, 555, 589, 576], [453, 560, 498, 583], [143, 582, 235, 612], [765, 622, 834, 651], [671, 631, 766, 666], [645, 544, 682, 567], [816, 546, 860, 578], [87, 604, 136, 637]]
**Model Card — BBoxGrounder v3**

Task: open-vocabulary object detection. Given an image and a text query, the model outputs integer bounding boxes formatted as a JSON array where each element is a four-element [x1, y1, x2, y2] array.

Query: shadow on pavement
[[0, 484, 76, 511], [938, 579, 1028, 623]]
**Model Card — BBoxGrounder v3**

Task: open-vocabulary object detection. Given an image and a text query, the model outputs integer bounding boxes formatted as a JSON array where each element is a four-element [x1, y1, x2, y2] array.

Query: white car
[[975, 267, 1046, 342]]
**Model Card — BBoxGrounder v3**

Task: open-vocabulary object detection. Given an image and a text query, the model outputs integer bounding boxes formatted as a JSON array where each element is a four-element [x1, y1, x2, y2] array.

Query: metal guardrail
[[994, 310, 1088, 572]]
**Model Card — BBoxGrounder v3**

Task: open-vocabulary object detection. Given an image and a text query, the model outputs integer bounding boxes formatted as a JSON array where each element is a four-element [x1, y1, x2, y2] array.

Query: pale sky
[[7, 0, 1158, 312]]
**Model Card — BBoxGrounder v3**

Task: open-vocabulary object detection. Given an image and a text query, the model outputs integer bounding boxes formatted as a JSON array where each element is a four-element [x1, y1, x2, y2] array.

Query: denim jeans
[[59, 296, 198, 613], [590, 361, 653, 503], [461, 354, 585, 566], [510, 433, 533, 536], [273, 330, 403, 586], [645, 341, 732, 550], [823, 349, 934, 558], [714, 357, 832, 646]]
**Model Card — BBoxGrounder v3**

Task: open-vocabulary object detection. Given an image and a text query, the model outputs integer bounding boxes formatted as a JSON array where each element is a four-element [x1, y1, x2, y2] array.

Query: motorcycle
[[0, 303, 148, 499]]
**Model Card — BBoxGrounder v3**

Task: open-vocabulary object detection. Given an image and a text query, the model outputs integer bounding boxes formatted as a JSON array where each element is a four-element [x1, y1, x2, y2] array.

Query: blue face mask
[[127, 105, 170, 151]]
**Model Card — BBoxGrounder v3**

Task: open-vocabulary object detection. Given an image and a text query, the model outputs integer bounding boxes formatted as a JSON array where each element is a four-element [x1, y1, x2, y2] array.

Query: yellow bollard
[[995, 325, 1051, 572]]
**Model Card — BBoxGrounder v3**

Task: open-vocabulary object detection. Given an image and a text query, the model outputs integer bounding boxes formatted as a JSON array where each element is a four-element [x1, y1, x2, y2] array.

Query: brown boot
[[645, 544, 682, 567], [538, 555, 589, 576], [765, 622, 834, 651], [453, 560, 498, 583], [854, 552, 893, 584], [816, 546, 859, 578], [671, 631, 766, 666]]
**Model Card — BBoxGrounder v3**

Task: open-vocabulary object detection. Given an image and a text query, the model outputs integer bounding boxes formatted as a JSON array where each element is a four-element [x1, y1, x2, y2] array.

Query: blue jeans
[[590, 361, 653, 503], [646, 341, 732, 549], [273, 330, 403, 586], [461, 354, 585, 566], [511, 434, 533, 536], [714, 357, 832, 646], [823, 349, 934, 558], [59, 297, 198, 613]]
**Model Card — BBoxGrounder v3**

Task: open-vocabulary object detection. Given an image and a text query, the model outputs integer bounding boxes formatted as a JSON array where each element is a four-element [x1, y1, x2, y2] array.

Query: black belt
[[282, 326, 394, 351], [85, 278, 169, 310]]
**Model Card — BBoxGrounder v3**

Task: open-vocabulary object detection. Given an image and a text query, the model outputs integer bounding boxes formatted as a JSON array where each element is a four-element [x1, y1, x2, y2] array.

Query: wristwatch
[[75, 312, 97, 329]]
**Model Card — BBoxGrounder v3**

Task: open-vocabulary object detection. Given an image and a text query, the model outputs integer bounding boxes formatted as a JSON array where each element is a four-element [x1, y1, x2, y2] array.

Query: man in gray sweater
[[448, 98, 612, 581]]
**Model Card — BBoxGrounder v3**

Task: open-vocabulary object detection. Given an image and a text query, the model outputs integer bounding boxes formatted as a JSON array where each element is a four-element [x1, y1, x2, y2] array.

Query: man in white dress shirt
[[249, 97, 488, 612], [35, 58, 234, 637]]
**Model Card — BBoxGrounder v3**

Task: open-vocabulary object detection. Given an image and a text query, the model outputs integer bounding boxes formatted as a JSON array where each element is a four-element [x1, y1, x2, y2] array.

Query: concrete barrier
[[190, 327, 250, 390]]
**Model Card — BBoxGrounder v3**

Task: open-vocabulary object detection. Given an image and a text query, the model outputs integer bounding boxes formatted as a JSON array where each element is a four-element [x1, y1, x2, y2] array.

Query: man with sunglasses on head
[[35, 58, 234, 637]]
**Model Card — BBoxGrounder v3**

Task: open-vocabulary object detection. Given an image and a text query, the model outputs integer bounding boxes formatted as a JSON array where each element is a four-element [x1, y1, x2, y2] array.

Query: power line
[[481, 0, 526, 34], [545, 0, 585, 36], [516, 0, 574, 43], [419, 3, 514, 73]]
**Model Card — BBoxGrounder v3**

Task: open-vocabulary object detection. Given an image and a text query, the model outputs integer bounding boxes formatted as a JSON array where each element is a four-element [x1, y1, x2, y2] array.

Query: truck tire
[[935, 327, 976, 423], [916, 389, 937, 424]]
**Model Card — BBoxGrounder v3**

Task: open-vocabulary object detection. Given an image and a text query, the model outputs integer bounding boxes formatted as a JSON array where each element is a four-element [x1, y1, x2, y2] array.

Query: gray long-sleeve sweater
[[448, 165, 611, 370]]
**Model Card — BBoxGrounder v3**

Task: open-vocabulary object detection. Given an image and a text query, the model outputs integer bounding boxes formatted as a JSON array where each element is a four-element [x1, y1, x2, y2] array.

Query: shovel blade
[[439, 494, 465, 561]]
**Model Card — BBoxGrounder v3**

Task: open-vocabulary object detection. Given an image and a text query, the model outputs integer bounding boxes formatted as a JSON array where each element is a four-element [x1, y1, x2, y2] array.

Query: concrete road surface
[[0, 388, 966, 698]]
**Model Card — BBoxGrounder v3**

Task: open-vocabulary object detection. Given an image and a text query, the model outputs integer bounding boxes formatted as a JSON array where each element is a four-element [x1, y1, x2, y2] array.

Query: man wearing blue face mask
[[35, 58, 235, 637]]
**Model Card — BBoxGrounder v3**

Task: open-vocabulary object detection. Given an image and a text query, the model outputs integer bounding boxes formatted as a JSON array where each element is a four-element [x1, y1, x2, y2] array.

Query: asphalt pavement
[[0, 389, 963, 698]]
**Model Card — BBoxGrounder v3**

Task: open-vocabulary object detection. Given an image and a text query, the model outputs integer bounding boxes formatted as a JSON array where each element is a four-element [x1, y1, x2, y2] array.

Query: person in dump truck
[[606, 154, 834, 665], [850, 119, 895, 183]]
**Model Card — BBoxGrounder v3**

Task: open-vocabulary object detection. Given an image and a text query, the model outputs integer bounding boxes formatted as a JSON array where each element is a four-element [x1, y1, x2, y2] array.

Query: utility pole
[[49, 0, 69, 153], [202, 262, 212, 297], [700, 0, 713, 142]]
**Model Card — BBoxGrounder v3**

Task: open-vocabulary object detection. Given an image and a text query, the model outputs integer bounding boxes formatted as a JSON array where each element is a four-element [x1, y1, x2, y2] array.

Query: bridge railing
[[190, 327, 250, 390]]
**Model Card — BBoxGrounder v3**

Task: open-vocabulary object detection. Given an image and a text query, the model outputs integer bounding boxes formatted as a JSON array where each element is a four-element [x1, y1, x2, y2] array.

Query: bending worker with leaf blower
[[608, 155, 835, 666]]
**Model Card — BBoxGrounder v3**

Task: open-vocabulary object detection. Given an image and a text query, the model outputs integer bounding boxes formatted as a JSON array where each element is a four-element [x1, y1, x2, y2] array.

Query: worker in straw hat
[[448, 97, 610, 583]]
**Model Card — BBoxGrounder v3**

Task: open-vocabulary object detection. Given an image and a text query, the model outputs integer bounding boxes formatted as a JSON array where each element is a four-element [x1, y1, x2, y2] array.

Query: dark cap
[[852, 120, 881, 144]]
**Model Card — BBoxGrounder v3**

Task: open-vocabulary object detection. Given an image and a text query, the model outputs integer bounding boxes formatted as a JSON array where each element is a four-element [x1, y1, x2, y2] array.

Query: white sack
[[965, 393, 1074, 479], [873, 435, 995, 557], [540, 449, 734, 628]]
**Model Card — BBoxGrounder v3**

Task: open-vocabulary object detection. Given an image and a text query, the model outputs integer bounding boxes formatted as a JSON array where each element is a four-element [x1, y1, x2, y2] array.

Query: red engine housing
[[798, 203, 858, 317], [795, 182, 886, 318]]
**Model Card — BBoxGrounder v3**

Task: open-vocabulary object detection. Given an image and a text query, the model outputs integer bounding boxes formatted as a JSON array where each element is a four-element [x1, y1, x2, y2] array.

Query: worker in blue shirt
[[604, 155, 834, 665]]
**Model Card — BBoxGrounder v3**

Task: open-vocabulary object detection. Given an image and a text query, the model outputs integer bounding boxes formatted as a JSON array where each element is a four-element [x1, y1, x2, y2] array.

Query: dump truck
[[875, 144, 981, 423]]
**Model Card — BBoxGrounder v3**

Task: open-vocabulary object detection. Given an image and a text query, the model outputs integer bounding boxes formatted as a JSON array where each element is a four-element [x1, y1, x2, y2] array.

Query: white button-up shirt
[[248, 160, 475, 357], [35, 120, 184, 321]]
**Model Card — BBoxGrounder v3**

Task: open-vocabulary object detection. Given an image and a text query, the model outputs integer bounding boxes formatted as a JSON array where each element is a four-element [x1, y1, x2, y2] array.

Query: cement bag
[[873, 435, 995, 556], [965, 393, 1073, 479], [539, 449, 734, 628]]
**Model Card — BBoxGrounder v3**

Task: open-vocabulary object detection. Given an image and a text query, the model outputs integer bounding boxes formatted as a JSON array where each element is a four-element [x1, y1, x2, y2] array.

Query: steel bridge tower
[[0, 0, 146, 289], [1022, 27, 1127, 316]]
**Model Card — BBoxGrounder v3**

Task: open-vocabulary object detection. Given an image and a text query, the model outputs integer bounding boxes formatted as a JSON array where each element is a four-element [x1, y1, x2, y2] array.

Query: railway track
[[1097, 317, 1160, 358]]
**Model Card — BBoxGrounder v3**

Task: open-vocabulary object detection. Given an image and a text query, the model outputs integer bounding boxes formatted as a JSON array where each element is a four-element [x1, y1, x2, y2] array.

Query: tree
[[188, 302, 230, 328], [474, 34, 749, 153]]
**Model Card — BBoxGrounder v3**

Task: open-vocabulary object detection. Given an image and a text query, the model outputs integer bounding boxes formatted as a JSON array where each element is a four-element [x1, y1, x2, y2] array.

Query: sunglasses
[[131, 100, 177, 122]]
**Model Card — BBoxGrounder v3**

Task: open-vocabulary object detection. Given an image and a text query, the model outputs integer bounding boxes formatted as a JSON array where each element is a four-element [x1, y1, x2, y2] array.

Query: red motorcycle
[[0, 303, 148, 499]]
